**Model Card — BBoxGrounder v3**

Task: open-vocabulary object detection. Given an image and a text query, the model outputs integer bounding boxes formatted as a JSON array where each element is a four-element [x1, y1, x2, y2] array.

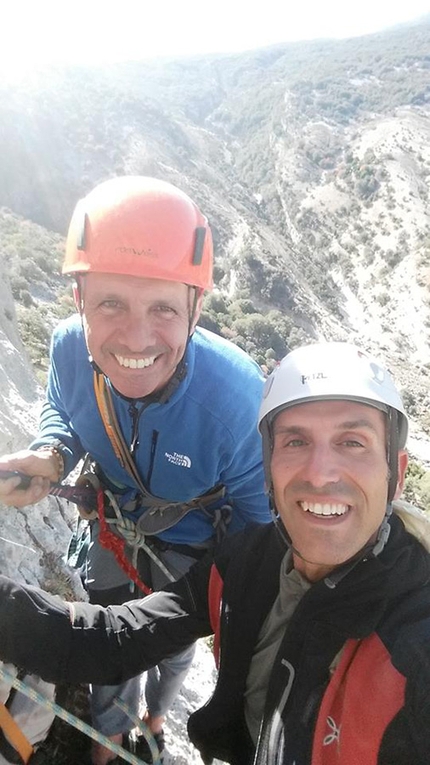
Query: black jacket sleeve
[[0, 556, 214, 685]]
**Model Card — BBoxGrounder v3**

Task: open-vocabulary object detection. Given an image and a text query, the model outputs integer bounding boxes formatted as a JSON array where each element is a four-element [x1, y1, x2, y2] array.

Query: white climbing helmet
[[258, 342, 408, 443], [258, 342, 408, 504], [258, 342, 409, 570]]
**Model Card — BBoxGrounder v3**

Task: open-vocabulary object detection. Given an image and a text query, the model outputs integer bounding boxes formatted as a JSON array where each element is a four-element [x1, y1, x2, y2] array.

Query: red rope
[[96, 489, 153, 596]]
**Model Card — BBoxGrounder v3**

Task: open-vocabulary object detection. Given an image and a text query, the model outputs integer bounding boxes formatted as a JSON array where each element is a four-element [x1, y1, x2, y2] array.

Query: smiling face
[[270, 400, 408, 582], [80, 272, 202, 398]]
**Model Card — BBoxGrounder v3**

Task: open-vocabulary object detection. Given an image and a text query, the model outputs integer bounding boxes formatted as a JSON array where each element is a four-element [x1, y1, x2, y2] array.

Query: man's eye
[[154, 305, 176, 315], [100, 300, 121, 310], [284, 438, 306, 448], [342, 440, 364, 448]]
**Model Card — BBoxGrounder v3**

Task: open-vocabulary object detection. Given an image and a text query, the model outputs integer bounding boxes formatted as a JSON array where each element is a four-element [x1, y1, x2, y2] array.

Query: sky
[[1, 0, 429, 79]]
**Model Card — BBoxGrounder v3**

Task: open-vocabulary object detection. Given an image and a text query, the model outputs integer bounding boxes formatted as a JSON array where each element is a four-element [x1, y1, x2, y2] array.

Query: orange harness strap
[[208, 564, 224, 668], [0, 701, 34, 764], [93, 372, 148, 492]]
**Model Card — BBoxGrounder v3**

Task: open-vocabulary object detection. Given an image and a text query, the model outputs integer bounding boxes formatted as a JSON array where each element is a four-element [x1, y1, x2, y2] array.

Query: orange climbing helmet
[[63, 176, 213, 291]]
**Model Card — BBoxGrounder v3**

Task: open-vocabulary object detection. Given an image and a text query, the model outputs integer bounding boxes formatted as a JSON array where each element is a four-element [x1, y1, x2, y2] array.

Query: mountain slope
[[0, 21, 429, 438]]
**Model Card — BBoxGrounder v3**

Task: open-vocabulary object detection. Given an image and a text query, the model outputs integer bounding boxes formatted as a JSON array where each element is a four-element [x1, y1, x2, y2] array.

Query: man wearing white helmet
[[257, 341, 409, 580], [0, 342, 429, 764]]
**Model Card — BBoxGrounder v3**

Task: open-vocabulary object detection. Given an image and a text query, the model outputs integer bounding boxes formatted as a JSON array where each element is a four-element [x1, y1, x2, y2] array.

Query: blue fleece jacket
[[31, 315, 270, 544]]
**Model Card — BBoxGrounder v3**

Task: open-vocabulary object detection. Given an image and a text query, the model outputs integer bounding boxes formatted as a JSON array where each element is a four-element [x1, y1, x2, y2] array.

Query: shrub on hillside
[[404, 461, 430, 513]]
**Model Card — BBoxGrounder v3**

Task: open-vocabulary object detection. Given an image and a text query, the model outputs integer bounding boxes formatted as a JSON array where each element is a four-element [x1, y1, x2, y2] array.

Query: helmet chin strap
[[386, 408, 400, 504], [154, 285, 199, 402], [270, 492, 394, 590], [323, 504, 392, 589]]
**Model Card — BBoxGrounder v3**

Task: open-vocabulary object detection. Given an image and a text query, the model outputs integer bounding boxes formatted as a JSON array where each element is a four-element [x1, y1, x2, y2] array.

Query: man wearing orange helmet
[[0, 177, 270, 764]]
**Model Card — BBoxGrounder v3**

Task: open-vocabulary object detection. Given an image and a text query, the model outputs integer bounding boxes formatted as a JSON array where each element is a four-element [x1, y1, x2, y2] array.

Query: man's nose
[[301, 444, 341, 488], [118, 312, 155, 351]]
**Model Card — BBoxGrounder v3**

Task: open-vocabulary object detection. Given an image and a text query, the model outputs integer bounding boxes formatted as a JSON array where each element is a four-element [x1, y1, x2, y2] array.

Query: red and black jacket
[[0, 517, 429, 764], [189, 516, 430, 765]]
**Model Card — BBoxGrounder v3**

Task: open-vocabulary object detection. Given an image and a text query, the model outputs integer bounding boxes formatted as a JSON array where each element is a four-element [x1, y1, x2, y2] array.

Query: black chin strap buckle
[[372, 505, 392, 558]]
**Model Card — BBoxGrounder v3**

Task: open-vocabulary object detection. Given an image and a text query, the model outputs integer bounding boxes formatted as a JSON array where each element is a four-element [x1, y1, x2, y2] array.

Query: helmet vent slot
[[193, 227, 206, 265], [77, 211, 88, 251]]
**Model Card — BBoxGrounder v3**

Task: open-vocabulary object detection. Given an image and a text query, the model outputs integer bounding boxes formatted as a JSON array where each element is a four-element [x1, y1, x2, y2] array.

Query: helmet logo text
[[115, 247, 157, 259], [301, 372, 328, 385]]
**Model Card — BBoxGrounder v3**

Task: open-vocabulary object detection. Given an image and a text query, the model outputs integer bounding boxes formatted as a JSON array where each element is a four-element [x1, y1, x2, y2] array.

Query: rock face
[[0, 269, 39, 454], [0, 263, 81, 593]]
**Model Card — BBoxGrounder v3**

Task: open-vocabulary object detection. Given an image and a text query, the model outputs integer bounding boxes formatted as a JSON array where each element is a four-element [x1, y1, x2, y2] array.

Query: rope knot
[[115, 517, 146, 548]]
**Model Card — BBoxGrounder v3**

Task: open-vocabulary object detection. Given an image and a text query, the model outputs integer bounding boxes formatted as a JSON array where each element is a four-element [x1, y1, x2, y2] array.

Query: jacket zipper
[[147, 430, 158, 489], [128, 403, 158, 490], [129, 403, 143, 456]]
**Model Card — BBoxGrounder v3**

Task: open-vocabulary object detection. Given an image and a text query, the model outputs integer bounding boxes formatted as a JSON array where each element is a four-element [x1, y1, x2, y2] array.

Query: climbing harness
[[53, 461, 229, 597], [93, 371, 226, 532], [96, 488, 154, 596], [78, 371, 229, 589], [63, 461, 227, 595], [25, 370, 231, 597]]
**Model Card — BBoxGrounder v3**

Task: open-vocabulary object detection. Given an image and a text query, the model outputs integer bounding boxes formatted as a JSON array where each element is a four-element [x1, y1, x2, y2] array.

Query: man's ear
[[394, 450, 408, 499], [72, 283, 80, 310], [72, 280, 84, 314], [72, 274, 85, 316]]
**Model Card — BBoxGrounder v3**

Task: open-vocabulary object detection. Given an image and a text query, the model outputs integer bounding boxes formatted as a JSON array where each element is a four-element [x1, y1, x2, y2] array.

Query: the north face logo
[[165, 451, 192, 468]]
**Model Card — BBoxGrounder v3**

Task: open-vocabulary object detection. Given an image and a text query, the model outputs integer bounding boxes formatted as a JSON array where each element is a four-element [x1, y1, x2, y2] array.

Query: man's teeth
[[300, 502, 348, 516], [115, 355, 156, 369]]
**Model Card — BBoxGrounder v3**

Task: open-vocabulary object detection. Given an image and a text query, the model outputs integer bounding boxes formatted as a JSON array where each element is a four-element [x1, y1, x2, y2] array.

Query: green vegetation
[[0, 209, 72, 380], [404, 460, 430, 513], [199, 291, 311, 367]]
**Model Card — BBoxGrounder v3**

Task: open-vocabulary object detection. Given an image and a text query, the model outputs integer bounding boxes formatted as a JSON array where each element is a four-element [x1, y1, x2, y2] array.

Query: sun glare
[[0, 0, 429, 83]]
